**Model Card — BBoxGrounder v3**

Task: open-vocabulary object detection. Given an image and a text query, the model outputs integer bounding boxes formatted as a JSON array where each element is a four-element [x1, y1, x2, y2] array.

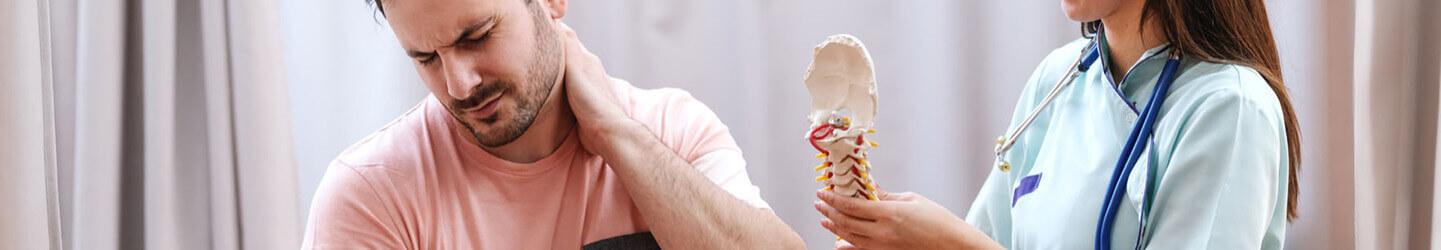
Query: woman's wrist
[[953, 221, 1003, 250]]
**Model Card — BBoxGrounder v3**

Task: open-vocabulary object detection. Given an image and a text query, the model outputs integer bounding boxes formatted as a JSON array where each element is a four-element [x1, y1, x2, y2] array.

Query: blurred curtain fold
[[1, 0, 60, 248], [3, 0, 302, 248], [1351, 0, 1441, 249]]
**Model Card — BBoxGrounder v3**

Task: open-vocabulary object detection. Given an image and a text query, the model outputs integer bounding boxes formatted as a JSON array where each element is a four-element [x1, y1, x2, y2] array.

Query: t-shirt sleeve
[[634, 86, 771, 210], [690, 146, 770, 210], [302, 161, 409, 249]]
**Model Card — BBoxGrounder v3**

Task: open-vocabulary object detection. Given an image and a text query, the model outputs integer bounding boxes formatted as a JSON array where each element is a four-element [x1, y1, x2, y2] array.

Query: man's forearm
[[591, 119, 805, 249]]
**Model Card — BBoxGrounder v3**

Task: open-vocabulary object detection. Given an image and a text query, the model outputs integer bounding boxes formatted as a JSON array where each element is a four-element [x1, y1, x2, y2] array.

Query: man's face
[[385, 0, 564, 147]]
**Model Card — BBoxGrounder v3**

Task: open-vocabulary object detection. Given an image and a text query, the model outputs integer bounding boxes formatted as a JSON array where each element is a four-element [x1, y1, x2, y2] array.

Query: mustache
[[452, 83, 506, 111]]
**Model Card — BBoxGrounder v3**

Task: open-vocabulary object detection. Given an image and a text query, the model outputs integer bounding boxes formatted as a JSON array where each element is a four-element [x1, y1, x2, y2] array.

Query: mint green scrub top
[[965, 37, 1290, 249]]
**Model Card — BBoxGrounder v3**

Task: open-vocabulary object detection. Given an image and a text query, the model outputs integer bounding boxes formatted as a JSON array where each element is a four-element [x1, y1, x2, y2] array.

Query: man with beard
[[300, 0, 805, 249]]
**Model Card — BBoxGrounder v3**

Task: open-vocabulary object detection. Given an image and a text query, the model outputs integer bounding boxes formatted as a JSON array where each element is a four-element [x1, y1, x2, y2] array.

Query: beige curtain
[[1, 0, 61, 248], [3, 0, 303, 248], [1351, 0, 1441, 249]]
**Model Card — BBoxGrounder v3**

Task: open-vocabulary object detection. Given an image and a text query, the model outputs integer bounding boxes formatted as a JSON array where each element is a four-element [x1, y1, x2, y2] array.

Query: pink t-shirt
[[302, 79, 769, 249]]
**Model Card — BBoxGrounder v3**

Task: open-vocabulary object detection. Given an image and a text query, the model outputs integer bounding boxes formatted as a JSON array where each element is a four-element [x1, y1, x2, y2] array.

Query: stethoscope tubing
[[994, 43, 1101, 156], [1094, 52, 1183, 250]]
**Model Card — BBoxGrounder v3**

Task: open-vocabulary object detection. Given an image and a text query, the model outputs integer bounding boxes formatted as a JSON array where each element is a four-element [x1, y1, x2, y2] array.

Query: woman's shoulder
[[1169, 61, 1281, 113]]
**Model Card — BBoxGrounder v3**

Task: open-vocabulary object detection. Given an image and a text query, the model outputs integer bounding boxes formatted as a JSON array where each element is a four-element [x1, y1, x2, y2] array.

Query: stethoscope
[[991, 37, 1184, 250]]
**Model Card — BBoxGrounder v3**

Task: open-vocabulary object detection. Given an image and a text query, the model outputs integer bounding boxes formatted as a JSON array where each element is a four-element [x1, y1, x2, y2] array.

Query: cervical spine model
[[805, 34, 880, 201]]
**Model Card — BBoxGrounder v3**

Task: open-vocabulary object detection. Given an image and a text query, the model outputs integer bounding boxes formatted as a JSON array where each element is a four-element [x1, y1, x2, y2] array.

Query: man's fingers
[[559, 23, 595, 88], [558, 23, 586, 63], [558, 22, 577, 39], [559, 22, 573, 33], [556, 23, 595, 60], [558, 23, 601, 74], [817, 190, 891, 219]]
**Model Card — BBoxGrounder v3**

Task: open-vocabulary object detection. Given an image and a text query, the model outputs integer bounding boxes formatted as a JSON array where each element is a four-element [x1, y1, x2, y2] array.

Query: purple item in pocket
[[1012, 174, 1042, 207]]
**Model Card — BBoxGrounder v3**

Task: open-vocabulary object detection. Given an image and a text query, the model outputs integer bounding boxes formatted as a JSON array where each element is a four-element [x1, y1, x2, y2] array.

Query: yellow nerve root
[[814, 162, 832, 171], [815, 174, 830, 181], [815, 153, 827, 159]]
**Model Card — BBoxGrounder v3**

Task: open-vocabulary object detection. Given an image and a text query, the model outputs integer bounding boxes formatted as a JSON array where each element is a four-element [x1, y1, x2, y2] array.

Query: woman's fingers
[[821, 219, 876, 247], [834, 239, 862, 250], [815, 201, 882, 235], [817, 190, 892, 219], [877, 191, 919, 201]]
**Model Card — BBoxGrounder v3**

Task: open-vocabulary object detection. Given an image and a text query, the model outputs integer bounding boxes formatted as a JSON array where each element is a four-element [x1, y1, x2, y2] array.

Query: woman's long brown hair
[[1085, 0, 1302, 221]]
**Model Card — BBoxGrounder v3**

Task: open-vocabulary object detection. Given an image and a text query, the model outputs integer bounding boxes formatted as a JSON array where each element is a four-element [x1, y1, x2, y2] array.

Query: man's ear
[[542, 0, 566, 19]]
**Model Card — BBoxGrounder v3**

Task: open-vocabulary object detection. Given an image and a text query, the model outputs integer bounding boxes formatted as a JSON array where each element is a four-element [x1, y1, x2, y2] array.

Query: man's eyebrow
[[406, 49, 433, 59], [451, 17, 495, 46], [405, 17, 496, 59]]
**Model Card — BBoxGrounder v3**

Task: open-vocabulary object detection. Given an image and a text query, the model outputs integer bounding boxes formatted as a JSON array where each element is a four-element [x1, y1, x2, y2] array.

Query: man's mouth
[[464, 91, 504, 123]]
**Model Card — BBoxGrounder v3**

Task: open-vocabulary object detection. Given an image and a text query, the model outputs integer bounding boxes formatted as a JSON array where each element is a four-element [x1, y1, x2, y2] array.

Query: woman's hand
[[815, 190, 1002, 250]]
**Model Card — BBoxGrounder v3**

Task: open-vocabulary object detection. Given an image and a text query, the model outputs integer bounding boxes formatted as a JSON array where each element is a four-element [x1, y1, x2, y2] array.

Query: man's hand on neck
[[549, 22, 807, 249]]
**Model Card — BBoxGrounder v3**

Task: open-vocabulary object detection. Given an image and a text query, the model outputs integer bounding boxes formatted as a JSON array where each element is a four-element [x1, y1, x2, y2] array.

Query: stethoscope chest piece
[[995, 135, 1011, 172]]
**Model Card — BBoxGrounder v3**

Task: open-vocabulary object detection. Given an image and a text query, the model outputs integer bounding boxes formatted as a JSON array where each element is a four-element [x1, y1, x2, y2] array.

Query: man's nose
[[441, 51, 483, 100]]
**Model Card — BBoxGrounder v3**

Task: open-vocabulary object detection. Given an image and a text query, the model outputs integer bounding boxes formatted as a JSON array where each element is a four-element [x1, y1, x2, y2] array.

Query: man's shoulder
[[612, 77, 717, 126], [331, 96, 441, 174], [611, 78, 738, 160]]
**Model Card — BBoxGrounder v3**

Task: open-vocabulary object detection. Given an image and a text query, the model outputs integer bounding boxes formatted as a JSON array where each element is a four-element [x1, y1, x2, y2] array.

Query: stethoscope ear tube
[[1094, 52, 1183, 250]]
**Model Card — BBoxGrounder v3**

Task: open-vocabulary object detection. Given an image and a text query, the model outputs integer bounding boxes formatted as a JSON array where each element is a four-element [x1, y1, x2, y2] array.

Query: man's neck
[[473, 76, 575, 163], [1101, 3, 1166, 82]]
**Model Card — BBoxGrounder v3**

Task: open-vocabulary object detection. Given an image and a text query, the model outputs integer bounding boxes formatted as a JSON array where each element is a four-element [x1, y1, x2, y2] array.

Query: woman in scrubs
[[813, 0, 1301, 249]]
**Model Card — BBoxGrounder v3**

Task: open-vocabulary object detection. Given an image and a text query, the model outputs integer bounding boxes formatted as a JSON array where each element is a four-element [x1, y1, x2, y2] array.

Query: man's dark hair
[[366, 0, 535, 16]]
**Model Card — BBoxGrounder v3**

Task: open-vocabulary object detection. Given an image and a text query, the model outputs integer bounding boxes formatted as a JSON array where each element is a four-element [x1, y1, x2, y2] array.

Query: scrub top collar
[[1095, 32, 1175, 114], [1094, 31, 1174, 89]]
